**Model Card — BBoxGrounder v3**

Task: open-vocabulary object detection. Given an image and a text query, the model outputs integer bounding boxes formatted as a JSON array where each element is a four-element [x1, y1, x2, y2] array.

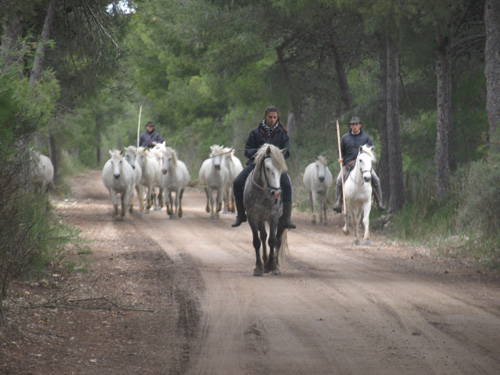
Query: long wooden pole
[[136, 105, 143, 148], [336, 119, 346, 215]]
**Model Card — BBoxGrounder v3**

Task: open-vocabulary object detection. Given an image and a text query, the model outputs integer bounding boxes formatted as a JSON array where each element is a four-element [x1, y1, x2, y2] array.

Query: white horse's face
[[357, 153, 373, 183], [109, 151, 124, 179], [316, 159, 327, 182], [211, 148, 224, 171], [161, 151, 173, 175], [263, 157, 281, 199], [124, 150, 137, 168]]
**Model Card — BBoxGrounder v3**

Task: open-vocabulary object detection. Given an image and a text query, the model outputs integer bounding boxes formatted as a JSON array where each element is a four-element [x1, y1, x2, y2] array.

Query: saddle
[[342, 159, 356, 182]]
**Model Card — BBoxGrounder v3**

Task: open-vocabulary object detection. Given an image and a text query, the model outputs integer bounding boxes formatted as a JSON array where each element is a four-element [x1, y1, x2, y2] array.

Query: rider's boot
[[373, 183, 386, 212], [231, 199, 247, 227], [332, 184, 343, 213], [280, 202, 297, 229]]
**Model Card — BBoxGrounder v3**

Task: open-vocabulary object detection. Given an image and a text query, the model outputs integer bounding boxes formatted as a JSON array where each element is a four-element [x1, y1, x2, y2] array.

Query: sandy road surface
[[91, 171, 500, 374]]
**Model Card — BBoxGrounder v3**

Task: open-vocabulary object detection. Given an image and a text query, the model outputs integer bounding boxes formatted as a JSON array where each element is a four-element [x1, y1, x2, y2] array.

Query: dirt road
[[3, 170, 500, 374]]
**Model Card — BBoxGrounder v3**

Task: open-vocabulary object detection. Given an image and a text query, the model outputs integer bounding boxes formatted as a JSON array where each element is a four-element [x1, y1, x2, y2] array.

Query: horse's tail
[[279, 229, 289, 263], [187, 178, 200, 187]]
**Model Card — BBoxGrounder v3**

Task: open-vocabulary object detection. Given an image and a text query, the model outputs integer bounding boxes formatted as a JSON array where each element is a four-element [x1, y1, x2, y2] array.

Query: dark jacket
[[340, 129, 374, 165], [244, 121, 290, 165], [139, 130, 164, 148]]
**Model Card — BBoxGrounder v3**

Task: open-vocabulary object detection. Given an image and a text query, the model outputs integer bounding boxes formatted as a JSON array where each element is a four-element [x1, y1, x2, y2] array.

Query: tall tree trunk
[[29, 0, 57, 86], [435, 36, 453, 203], [330, 31, 352, 117], [385, 35, 405, 212], [1, 9, 22, 68], [485, 0, 500, 155], [378, 42, 390, 206], [276, 46, 296, 138], [29, 0, 58, 178]]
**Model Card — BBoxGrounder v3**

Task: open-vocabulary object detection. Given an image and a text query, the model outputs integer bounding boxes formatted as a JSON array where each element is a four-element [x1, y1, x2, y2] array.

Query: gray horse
[[243, 144, 288, 276]]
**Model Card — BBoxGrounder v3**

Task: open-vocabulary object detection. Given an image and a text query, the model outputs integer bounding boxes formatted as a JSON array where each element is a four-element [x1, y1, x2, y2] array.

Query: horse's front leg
[[136, 184, 144, 212], [320, 193, 327, 225], [172, 190, 179, 217], [167, 190, 174, 216], [310, 191, 317, 225], [204, 187, 210, 213], [257, 222, 269, 273], [268, 220, 280, 275], [352, 207, 362, 245], [215, 188, 222, 216], [178, 188, 184, 218], [342, 203, 350, 236], [362, 201, 372, 245], [110, 190, 119, 217], [249, 221, 263, 276]]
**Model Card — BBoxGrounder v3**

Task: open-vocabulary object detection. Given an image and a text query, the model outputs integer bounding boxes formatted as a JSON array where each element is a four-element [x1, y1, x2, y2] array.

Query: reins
[[252, 156, 280, 193]]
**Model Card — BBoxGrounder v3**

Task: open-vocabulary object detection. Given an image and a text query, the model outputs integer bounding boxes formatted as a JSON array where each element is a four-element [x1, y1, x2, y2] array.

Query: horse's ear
[[281, 148, 287, 156], [325, 155, 329, 160], [109, 150, 113, 157], [359, 145, 363, 153], [266, 146, 272, 156]]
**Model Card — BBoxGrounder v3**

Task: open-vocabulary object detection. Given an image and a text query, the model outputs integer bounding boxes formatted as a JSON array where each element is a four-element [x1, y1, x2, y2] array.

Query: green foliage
[[456, 160, 500, 239]]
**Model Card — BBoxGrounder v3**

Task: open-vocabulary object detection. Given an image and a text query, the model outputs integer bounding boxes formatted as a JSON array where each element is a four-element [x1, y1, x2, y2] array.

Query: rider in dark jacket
[[139, 121, 164, 148], [231, 106, 296, 229], [332, 116, 386, 213]]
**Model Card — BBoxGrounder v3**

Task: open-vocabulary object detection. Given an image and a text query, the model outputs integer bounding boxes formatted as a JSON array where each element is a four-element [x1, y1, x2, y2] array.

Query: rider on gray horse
[[332, 116, 386, 213], [231, 106, 296, 229]]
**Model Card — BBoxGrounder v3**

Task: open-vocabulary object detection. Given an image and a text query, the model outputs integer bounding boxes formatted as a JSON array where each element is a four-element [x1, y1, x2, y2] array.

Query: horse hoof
[[253, 269, 263, 277], [272, 269, 281, 276], [311, 220, 317, 225], [354, 241, 361, 246], [364, 240, 371, 245], [323, 222, 328, 226]]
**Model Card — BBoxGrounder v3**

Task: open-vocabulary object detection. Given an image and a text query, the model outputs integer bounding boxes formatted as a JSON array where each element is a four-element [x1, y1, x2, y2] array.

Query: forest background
[[1, 0, 500, 317]]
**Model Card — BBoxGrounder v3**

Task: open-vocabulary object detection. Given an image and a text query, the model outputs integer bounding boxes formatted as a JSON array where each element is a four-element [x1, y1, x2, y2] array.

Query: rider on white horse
[[332, 116, 386, 213]]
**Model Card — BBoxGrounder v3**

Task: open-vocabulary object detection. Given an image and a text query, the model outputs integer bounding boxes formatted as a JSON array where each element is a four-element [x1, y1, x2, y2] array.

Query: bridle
[[253, 156, 281, 195]]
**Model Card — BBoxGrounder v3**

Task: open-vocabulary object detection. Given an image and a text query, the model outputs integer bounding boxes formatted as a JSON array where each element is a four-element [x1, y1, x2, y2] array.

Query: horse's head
[[161, 147, 176, 175], [210, 145, 225, 171], [109, 150, 124, 179], [357, 145, 375, 183], [255, 144, 287, 199], [316, 155, 328, 182], [124, 146, 137, 169]]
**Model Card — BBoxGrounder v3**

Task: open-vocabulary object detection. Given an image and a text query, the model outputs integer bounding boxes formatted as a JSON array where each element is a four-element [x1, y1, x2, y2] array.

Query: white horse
[[102, 150, 135, 220], [343, 145, 376, 245], [136, 147, 161, 212], [199, 145, 229, 219], [124, 146, 144, 213], [159, 146, 190, 218], [303, 155, 333, 225], [223, 147, 243, 213], [31, 150, 54, 193]]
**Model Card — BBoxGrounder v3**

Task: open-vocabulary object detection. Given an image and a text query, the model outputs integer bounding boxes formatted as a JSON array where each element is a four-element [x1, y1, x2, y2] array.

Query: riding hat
[[349, 116, 362, 124], [146, 121, 154, 127]]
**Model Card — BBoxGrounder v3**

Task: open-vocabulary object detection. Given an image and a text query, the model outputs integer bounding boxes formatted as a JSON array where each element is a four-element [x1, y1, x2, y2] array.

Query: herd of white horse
[[100, 142, 377, 246], [30, 142, 377, 247]]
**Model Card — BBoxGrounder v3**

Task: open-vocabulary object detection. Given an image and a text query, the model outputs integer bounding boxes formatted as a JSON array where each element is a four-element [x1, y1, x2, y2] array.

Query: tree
[[485, 0, 500, 155]]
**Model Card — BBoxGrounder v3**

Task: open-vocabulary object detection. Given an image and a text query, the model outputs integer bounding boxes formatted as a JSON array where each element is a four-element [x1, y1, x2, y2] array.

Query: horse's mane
[[254, 144, 287, 172], [125, 145, 137, 154], [111, 149, 123, 159], [317, 155, 328, 166], [165, 147, 177, 165], [223, 147, 234, 162], [360, 145, 376, 163], [210, 144, 224, 157]]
